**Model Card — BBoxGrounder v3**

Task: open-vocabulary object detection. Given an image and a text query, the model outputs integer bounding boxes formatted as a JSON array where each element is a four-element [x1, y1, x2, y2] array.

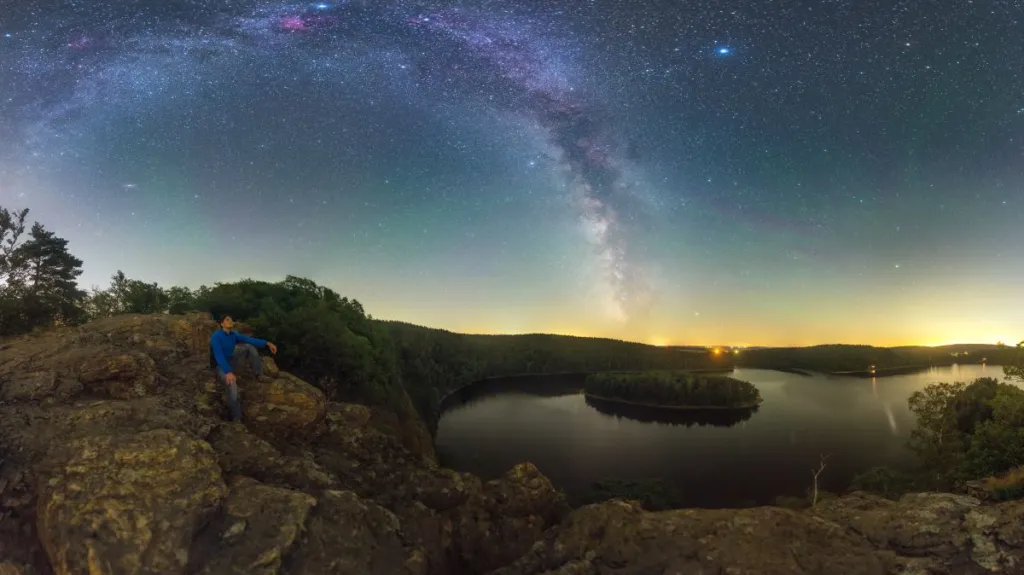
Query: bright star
[[717, 47, 731, 55], [314, 3, 330, 8]]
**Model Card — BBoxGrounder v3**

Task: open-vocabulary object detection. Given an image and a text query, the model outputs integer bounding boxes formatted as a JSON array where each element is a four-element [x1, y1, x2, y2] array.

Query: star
[[1, 0, 1021, 350]]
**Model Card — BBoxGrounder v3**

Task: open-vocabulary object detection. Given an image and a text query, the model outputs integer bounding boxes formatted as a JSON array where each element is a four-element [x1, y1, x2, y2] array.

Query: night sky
[[2, 0, 1022, 346]]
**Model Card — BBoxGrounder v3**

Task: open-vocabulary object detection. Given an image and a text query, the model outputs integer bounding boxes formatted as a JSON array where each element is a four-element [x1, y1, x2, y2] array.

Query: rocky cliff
[[0, 313, 1021, 574]]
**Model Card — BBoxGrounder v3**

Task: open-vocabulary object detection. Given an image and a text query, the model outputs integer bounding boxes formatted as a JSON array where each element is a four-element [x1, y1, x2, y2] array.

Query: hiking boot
[[255, 374, 275, 383]]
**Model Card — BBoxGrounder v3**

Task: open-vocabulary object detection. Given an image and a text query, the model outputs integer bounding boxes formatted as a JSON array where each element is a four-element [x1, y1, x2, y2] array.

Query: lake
[[435, 365, 1006, 508]]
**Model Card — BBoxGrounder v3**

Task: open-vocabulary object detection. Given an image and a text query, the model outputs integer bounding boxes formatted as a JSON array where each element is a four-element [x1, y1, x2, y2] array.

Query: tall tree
[[166, 285, 195, 314], [0, 208, 87, 335], [14, 223, 88, 327], [0, 206, 29, 286]]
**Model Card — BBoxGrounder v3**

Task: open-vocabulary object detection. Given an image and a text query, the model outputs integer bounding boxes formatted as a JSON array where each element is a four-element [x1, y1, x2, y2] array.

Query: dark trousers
[[215, 343, 262, 421]]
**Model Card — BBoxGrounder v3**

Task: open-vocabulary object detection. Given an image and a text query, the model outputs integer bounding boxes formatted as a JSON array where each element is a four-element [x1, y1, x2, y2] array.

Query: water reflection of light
[[883, 403, 898, 434], [872, 376, 877, 398]]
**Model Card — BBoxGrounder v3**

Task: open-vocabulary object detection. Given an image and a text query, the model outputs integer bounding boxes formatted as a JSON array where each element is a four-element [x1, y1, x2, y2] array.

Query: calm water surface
[[435, 365, 1006, 508]]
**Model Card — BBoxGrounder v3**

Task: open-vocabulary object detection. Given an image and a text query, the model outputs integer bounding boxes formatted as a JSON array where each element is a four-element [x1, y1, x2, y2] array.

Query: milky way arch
[[1, 1, 656, 322]]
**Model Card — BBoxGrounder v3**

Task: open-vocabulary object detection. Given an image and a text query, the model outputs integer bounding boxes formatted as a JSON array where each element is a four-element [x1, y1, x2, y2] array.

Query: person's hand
[[225, 372, 238, 386], [267, 342, 278, 355]]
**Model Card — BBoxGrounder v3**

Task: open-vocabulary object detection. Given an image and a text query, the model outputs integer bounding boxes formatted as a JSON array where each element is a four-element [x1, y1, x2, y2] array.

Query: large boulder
[[286, 489, 425, 575], [0, 398, 213, 463], [35, 429, 227, 575], [0, 369, 80, 403], [453, 463, 569, 573], [489, 498, 891, 575], [75, 349, 159, 399], [492, 492, 1024, 575], [207, 422, 336, 490], [190, 477, 316, 575], [241, 373, 327, 436], [812, 491, 1024, 572]]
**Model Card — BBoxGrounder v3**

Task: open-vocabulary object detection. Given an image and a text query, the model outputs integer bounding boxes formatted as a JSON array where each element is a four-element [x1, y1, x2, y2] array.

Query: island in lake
[[583, 371, 763, 410]]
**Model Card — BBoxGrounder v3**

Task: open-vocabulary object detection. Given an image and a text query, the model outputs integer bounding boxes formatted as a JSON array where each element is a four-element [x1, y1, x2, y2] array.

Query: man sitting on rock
[[210, 314, 278, 422]]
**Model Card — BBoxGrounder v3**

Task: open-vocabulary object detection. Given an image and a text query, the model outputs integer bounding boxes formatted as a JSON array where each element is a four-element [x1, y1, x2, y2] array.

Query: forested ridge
[[737, 344, 1016, 373]]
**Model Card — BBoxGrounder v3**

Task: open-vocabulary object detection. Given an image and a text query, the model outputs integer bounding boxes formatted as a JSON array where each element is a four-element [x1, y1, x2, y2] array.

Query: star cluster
[[1, 0, 1022, 345]]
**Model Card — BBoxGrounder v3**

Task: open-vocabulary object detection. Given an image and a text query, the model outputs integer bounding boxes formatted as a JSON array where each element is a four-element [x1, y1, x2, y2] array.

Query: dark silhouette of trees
[[584, 394, 757, 427], [86, 271, 169, 316], [738, 343, 1017, 373], [1004, 341, 1024, 382], [186, 276, 402, 407], [0, 207, 87, 336], [903, 377, 1024, 492], [583, 371, 762, 408]]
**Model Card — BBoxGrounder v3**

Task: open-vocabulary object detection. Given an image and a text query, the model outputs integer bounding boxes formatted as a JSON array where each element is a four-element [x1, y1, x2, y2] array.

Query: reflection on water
[[436, 365, 1007, 508], [440, 373, 586, 412], [584, 394, 758, 428]]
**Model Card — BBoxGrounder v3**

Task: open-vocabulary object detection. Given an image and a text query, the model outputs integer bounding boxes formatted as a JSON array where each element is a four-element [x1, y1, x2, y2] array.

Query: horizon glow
[[1, 0, 1022, 348]]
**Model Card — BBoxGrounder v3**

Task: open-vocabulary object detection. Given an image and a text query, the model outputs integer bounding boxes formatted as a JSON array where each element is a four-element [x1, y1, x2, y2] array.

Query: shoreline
[[829, 364, 932, 378], [438, 369, 736, 413], [584, 393, 762, 411]]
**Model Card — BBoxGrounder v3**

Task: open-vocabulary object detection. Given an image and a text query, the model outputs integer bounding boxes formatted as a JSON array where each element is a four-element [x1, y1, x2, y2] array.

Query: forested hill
[[378, 320, 730, 429], [735, 343, 1013, 374]]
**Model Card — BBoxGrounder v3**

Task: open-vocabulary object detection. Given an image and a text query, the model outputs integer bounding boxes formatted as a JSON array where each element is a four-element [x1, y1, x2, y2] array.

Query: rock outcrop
[[492, 492, 1024, 575], [0, 312, 1022, 574], [0, 313, 567, 574]]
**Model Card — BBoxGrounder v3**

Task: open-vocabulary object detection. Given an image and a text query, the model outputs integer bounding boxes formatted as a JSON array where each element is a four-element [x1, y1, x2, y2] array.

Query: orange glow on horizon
[[378, 310, 1021, 349], [388, 321, 1021, 348]]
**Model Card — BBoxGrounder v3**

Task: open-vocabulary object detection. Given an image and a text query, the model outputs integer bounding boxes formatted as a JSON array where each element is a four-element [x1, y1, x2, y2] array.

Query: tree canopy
[[584, 371, 762, 409], [0, 206, 87, 336], [855, 376, 1024, 498]]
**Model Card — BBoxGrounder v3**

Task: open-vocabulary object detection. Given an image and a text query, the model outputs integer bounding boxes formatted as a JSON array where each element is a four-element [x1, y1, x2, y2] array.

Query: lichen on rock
[[35, 429, 227, 575], [241, 373, 327, 436]]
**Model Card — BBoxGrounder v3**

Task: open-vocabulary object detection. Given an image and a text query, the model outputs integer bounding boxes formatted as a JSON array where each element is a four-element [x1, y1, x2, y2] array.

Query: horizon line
[[376, 319, 1013, 350]]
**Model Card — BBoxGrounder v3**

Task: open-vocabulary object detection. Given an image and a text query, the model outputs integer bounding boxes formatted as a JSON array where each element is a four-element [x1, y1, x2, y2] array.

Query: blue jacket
[[210, 329, 266, 374]]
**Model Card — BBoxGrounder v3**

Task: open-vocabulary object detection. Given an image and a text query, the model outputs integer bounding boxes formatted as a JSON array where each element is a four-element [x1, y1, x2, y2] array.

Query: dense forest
[[584, 371, 762, 409]]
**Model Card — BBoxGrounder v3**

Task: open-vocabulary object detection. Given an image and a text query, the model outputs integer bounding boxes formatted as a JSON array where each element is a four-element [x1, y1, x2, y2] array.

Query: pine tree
[[0, 206, 29, 285], [18, 223, 88, 327], [0, 209, 87, 334]]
